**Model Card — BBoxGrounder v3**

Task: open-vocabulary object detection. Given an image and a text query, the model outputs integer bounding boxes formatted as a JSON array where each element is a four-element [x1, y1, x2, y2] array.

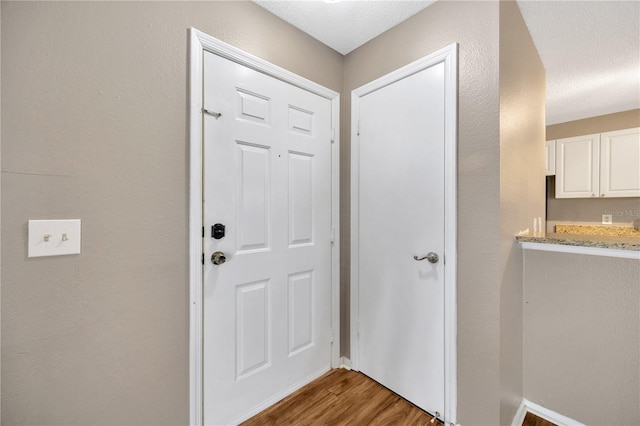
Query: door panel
[[236, 279, 270, 379], [356, 61, 446, 415], [203, 51, 333, 425], [289, 153, 314, 246], [236, 142, 271, 252], [288, 271, 314, 354]]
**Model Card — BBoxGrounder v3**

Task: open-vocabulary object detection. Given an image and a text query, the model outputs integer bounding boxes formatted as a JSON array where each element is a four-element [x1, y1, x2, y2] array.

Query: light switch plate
[[602, 214, 613, 225], [28, 219, 81, 258]]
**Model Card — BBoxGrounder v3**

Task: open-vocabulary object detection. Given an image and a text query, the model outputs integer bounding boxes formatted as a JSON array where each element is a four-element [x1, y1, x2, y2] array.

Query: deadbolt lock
[[211, 251, 227, 265], [212, 223, 225, 239]]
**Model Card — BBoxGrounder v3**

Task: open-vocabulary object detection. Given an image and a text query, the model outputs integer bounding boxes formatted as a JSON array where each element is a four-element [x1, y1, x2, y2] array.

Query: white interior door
[[202, 51, 333, 425], [353, 58, 450, 418]]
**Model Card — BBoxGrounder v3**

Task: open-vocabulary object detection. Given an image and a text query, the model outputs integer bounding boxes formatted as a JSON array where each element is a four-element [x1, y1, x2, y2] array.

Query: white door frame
[[188, 28, 341, 426], [350, 43, 458, 425]]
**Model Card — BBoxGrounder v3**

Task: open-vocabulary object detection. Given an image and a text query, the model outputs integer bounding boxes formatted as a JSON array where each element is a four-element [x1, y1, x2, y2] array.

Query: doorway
[[350, 44, 458, 424], [189, 29, 340, 425]]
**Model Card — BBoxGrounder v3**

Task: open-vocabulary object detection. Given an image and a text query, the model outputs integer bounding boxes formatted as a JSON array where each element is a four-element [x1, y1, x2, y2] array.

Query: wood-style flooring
[[522, 412, 557, 426], [242, 369, 438, 425], [242, 368, 559, 426]]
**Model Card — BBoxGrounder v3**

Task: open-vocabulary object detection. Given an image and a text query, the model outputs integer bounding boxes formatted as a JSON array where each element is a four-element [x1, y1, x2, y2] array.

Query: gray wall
[[343, 1, 543, 424], [343, 2, 501, 423], [546, 109, 640, 227], [1, 2, 342, 424], [0, 1, 557, 425], [0, 2, 3, 413], [498, 1, 546, 423], [547, 109, 640, 140], [547, 177, 640, 226], [523, 250, 640, 425]]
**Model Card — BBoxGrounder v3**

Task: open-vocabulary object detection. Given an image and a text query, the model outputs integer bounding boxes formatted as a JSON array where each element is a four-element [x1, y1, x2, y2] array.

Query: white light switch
[[28, 219, 81, 258], [602, 214, 613, 225]]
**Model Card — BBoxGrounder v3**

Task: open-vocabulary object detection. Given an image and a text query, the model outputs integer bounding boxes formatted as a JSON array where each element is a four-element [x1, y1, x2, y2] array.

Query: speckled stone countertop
[[555, 224, 640, 237], [516, 232, 640, 251]]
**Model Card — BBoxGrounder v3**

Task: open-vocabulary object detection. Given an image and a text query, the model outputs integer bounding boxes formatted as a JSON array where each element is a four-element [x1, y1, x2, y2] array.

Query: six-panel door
[[202, 51, 333, 425]]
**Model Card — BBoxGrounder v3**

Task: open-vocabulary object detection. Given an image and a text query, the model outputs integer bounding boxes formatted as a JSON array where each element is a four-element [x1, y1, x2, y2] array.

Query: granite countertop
[[555, 224, 640, 237], [516, 232, 640, 251]]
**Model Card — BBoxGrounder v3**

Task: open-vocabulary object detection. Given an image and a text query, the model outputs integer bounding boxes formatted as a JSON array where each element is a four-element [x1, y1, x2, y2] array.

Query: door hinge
[[330, 227, 335, 244], [356, 322, 360, 336], [331, 127, 335, 143], [201, 253, 204, 265], [357, 120, 360, 136], [201, 226, 204, 238], [329, 329, 334, 343]]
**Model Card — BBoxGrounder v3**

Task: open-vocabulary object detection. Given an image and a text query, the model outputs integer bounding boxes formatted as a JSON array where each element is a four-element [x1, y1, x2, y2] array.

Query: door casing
[[350, 43, 458, 425], [188, 28, 341, 426]]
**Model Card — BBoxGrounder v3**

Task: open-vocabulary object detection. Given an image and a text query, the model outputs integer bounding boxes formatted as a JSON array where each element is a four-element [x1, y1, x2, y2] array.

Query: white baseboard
[[512, 399, 586, 426], [512, 400, 528, 426], [339, 356, 352, 370]]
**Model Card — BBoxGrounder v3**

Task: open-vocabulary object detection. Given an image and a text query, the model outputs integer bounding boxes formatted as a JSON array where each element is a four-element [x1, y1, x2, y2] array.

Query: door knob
[[211, 251, 227, 265], [414, 252, 439, 264]]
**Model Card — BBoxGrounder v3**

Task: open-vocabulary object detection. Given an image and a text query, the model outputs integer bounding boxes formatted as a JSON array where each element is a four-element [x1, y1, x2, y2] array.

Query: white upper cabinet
[[556, 133, 600, 198], [600, 127, 640, 198], [546, 140, 556, 175], [555, 128, 640, 199]]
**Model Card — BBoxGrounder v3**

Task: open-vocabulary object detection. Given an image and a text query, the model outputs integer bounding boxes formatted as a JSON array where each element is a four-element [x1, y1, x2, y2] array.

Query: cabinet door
[[600, 127, 640, 198], [546, 140, 556, 175], [555, 134, 600, 198]]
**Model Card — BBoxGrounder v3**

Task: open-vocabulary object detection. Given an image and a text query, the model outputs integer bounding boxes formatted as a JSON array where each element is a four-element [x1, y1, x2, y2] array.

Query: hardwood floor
[[522, 412, 557, 426], [242, 369, 438, 425], [241, 368, 560, 426]]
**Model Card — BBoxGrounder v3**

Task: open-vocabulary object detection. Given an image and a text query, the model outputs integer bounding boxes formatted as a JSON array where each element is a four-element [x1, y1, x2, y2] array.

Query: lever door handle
[[414, 252, 439, 264]]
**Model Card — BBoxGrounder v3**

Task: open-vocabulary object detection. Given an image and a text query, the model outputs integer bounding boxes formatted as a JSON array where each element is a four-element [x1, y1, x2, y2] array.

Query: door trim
[[350, 43, 458, 425], [188, 28, 341, 426]]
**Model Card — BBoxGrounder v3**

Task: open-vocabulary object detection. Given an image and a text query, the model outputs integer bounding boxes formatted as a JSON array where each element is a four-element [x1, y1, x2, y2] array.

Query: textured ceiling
[[253, 0, 640, 126], [517, 1, 640, 125], [254, 0, 436, 55]]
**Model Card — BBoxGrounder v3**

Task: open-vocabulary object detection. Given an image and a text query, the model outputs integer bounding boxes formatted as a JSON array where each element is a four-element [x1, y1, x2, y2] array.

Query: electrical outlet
[[602, 214, 613, 225]]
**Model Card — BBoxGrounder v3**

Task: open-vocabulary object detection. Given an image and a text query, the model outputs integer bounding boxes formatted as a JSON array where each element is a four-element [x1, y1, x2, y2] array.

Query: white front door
[[352, 54, 453, 419], [202, 51, 333, 425]]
